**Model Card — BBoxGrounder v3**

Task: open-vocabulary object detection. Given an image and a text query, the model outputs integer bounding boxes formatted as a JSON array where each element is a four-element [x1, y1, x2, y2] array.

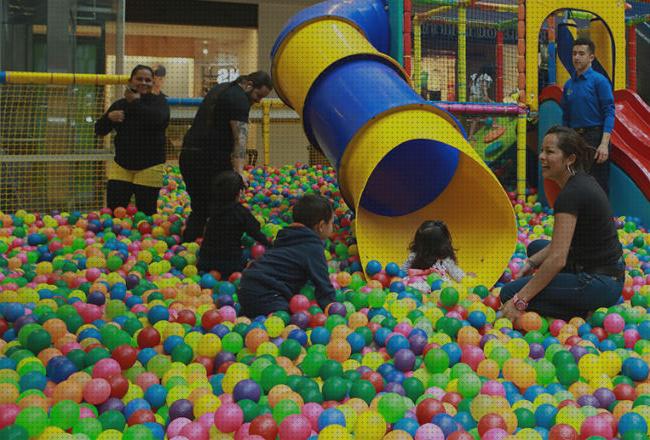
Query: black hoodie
[[238, 225, 336, 315]]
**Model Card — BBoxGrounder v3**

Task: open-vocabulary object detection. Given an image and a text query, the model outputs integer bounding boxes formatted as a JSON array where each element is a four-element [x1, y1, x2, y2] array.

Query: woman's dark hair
[[129, 64, 154, 80], [292, 194, 333, 229], [237, 71, 273, 90], [545, 125, 596, 172], [409, 220, 457, 270], [210, 171, 245, 213]]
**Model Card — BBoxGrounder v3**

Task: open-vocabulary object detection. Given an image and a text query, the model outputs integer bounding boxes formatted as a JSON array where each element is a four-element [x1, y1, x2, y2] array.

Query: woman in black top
[[500, 126, 624, 322], [95, 65, 170, 215], [198, 170, 271, 278]]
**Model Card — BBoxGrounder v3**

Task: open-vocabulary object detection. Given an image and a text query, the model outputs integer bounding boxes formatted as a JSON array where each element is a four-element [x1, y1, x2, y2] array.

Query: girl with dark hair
[[500, 126, 624, 322], [198, 170, 271, 278], [401, 220, 471, 283], [95, 64, 170, 215]]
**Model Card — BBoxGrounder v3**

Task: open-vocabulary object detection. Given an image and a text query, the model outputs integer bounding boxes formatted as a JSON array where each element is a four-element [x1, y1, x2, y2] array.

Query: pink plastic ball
[[234, 422, 251, 440], [86, 268, 102, 282], [481, 381, 506, 397], [549, 319, 567, 336], [460, 345, 485, 371], [603, 313, 625, 334], [180, 421, 209, 440], [83, 378, 112, 405], [415, 423, 445, 440], [92, 358, 122, 379], [624, 329, 641, 348], [482, 428, 509, 440], [80, 407, 96, 419], [214, 403, 244, 433], [197, 412, 215, 430], [167, 417, 192, 438], [0, 404, 20, 429], [219, 306, 237, 322], [278, 414, 312, 440], [580, 415, 614, 439], [135, 372, 159, 391], [301, 402, 324, 432]]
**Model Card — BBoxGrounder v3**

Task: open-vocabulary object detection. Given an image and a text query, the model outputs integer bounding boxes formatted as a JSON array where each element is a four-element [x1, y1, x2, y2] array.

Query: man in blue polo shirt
[[561, 37, 615, 195]]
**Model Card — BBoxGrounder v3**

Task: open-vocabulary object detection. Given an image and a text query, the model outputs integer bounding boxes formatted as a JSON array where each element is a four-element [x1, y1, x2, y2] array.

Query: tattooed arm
[[230, 120, 249, 183]]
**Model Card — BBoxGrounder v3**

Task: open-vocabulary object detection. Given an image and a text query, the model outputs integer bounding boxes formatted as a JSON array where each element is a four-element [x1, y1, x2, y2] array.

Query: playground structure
[[404, 0, 650, 224], [0, 0, 649, 274]]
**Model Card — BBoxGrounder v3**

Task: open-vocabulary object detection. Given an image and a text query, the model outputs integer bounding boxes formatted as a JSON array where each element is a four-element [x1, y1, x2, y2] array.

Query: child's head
[[409, 220, 457, 269], [293, 194, 334, 239], [211, 171, 245, 206]]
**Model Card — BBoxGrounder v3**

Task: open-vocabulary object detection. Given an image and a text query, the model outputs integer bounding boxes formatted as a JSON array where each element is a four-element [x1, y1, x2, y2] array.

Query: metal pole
[[115, 0, 125, 75]]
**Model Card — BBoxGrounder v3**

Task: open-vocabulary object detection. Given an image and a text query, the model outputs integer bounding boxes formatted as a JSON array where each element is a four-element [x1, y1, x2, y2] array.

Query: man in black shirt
[[179, 71, 272, 242]]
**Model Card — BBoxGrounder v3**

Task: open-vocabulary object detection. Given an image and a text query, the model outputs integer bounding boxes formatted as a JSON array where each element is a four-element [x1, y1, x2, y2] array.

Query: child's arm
[[443, 257, 466, 282], [401, 252, 415, 272], [307, 247, 336, 309], [242, 208, 272, 247]]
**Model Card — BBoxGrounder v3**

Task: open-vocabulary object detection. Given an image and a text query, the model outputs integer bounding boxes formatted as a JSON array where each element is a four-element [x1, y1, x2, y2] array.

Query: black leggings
[[107, 180, 159, 216]]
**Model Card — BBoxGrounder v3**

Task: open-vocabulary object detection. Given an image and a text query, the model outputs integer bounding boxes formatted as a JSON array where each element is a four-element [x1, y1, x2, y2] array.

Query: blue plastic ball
[[365, 260, 382, 276], [622, 357, 649, 381]]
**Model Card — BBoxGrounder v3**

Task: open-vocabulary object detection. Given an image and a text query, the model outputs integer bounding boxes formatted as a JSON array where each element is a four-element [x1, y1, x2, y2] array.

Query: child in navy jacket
[[238, 194, 336, 318]]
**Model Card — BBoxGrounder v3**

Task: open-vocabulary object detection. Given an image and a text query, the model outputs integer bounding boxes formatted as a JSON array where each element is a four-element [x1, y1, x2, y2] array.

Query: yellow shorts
[[106, 161, 165, 188]]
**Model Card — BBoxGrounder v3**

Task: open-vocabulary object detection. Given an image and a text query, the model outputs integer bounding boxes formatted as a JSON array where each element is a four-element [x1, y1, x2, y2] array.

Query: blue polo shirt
[[561, 67, 615, 133]]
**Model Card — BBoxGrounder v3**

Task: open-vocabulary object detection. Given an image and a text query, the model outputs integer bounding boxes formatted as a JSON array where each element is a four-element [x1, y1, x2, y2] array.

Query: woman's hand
[[107, 110, 125, 123], [518, 262, 536, 278], [500, 299, 522, 322], [124, 87, 140, 102]]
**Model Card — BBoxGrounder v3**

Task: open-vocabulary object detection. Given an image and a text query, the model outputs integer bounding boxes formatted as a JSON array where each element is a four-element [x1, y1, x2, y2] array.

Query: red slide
[[610, 89, 650, 199], [540, 86, 650, 204]]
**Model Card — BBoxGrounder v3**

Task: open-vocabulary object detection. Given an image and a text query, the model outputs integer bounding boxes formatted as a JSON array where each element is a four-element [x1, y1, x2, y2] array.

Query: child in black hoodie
[[198, 170, 271, 278], [238, 194, 336, 318]]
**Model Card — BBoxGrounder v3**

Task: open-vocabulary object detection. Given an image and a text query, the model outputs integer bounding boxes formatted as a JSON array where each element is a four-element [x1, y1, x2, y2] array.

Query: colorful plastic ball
[[233, 379, 262, 403], [580, 415, 614, 439], [15, 407, 48, 438], [214, 403, 243, 433], [622, 357, 649, 381], [318, 408, 346, 430], [50, 400, 80, 430], [415, 423, 445, 440], [83, 378, 112, 405], [432, 413, 459, 438], [603, 313, 625, 334], [249, 414, 278, 440], [618, 412, 648, 436], [365, 260, 382, 276], [278, 414, 311, 440], [424, 349, 449, 374], [548, 424, 578, 440]]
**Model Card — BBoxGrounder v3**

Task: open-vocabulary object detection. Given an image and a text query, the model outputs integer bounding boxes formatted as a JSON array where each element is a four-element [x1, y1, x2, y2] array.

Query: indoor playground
[[0, 0, 650, 439]]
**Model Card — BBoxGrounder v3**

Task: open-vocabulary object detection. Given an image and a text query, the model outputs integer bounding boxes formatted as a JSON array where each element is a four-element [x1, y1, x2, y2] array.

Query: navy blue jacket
[[238, 225, 336, 313]]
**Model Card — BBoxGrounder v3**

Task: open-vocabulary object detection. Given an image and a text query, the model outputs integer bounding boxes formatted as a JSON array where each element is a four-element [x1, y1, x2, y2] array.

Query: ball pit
[[0, 164, 649, 439]]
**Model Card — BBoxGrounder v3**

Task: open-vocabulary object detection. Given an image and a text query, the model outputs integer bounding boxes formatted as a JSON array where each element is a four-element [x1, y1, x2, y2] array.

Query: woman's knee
[[527, 239, 550, 258], [499, 284, 516, 302]]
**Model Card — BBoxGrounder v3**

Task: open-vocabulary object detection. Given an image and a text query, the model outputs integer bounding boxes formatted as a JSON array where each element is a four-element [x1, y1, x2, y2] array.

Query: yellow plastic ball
[[265, 316, 285, 338], [354, 411, 386, 440]]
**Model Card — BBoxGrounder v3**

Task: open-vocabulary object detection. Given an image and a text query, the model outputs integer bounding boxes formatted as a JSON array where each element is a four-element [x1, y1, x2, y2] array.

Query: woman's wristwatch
[[512, 294, 529, 311]]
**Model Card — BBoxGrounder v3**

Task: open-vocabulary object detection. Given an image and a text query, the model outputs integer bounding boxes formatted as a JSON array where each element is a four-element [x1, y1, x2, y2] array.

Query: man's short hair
[[237, 71, 273, 90], [292, 194, 333, 229], [573, 37, 595, 55]]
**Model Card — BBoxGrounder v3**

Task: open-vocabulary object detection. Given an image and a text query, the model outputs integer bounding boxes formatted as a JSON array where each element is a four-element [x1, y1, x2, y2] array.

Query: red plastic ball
[[176, 310, 197, 326], [107, 374, 129, 399], [251, 244, 266, 260], [128, 409, 156, 425], [112, 345, 138, 369], [249, 414, 278, 440], [442, 392, 462, 408], [549, 423, 578, 440], [483, 295, 501, 311], [361, 371, 384, 393], [613, 383, 636, 401], [478, 413, 507, 436], [201, 309, 223, 330], [447, 432, 474, 440], [194, 356, 215, 374], [371, 273, 390, 288], [416, 398, 445, 424], [137, 327, 160, 348], [289, 295, 310, 314], [309, 313, 327, 328]]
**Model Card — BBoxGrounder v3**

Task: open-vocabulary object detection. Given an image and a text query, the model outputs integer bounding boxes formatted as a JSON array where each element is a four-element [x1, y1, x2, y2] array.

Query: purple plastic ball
[[328, 302, 346, 317], [87, 291, 106, 306], [290, 312, 310, 329], [169, 399, 194, 420], [408, 334, 427, 355], [98, 397, 125, 414], [480, 334, 497, 348], [577, 394, 600, 408], [384, 382, 405, 396], [393, 349, 416, 372], [529, 343, 545, 359], [125, 274, 140, 289], [214, 352, 236, 370], [593, 388, 616, 409], [233, 379, 261, 403], [13, 314, 38, 334], [570, 345, 588, 362]]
